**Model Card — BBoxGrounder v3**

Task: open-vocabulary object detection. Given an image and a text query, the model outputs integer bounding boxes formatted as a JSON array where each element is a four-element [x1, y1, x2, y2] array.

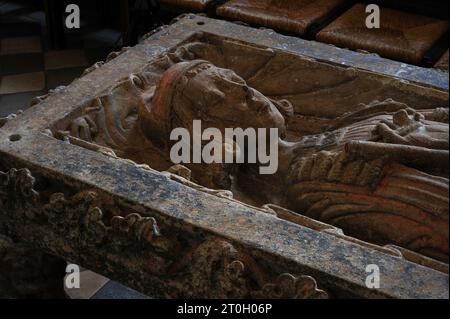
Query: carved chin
[[265, 117, 286, 136], [279, 125, 287, 139]]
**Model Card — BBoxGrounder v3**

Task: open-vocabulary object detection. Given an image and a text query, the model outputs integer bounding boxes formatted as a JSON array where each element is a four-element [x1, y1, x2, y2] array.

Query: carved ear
[[137, 85, 157, 127], [138, 104, 168, 150], [270, 98, 294, 118]]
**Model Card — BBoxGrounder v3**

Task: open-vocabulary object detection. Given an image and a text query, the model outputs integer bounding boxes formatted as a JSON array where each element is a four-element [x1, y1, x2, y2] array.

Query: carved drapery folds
[[57, 40, 449, 263], [167, 238, 327, 299], [0, 168, 327, 298]]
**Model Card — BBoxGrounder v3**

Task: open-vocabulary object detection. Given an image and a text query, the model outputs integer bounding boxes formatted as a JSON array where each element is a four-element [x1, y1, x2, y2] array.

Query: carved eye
[[205, 89, 225, 107], [244, 86, 254, 99], [123, 106, 139, 129], [131, 75, 145, 90], [229, 71, 246, 85], [128, 106, 138, 116]]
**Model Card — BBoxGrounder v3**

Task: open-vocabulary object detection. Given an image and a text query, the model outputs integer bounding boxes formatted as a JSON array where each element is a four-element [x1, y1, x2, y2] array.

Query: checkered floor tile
[[0, 0, 148, 299], [63, 265, 149, 299], [0, 0, 116, 118]]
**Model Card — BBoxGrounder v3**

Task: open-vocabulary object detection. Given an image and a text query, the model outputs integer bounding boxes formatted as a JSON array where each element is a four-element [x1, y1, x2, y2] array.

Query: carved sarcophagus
[[0, 15, 448, 299]]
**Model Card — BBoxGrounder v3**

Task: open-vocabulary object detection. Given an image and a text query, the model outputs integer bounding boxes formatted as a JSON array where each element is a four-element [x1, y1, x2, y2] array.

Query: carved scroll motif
[[0, 168, 328, 299], [166, 238, 328, 299]]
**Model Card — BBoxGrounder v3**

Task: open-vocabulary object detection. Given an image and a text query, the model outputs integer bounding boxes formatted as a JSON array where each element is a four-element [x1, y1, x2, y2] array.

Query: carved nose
[[131, 74, 145, 90], [245, 87, 260, 110]]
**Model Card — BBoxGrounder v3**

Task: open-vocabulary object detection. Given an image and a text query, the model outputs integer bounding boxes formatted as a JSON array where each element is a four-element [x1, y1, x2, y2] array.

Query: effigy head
[[140, 60, 286, 148]]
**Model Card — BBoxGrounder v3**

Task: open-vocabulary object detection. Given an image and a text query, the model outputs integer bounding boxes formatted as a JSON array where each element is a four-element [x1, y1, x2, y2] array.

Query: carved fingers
[[330, 99, 415, 130], [376, 122, 411, 145], [70, 115, 98, 142], [375, 109, 449, 150]]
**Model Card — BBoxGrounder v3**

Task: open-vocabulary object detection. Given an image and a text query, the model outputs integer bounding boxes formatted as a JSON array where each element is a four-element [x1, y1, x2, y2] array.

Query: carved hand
[[70, 115, 98, 142], [376, 109, 449, 150]]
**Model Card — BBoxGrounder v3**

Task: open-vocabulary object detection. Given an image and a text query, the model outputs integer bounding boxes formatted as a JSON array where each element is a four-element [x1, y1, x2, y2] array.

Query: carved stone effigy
[[316, 3, 449, 64], [60, 41, 449, 262], [0, 168, 326, 298], [0, 16, 448, 299], [216, 0, 348, 36]]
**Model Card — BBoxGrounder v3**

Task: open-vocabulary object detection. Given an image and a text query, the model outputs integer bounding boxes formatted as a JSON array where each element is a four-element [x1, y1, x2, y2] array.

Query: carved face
[[176, 63, 286, 133]]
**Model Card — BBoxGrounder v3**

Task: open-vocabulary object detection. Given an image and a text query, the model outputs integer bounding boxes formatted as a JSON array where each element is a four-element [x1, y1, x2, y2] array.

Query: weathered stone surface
[[57, 42, 448, 262], [0, 234, 66, 299], [0, 15, 448, 299], [0, 167, 327, 298]]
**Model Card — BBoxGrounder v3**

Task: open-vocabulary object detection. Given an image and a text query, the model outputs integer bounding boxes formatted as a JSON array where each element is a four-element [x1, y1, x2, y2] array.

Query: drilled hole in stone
[[9, 134, 22, 142], [197, 21, 205, 26]]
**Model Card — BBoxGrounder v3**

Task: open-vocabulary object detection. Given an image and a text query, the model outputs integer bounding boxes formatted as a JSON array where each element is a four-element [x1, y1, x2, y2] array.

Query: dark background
[[2, 0, 449, 50]]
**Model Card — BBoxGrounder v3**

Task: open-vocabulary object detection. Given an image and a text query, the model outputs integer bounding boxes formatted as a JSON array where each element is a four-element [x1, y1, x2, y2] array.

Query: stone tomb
[[0, 15, 448, 299]]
